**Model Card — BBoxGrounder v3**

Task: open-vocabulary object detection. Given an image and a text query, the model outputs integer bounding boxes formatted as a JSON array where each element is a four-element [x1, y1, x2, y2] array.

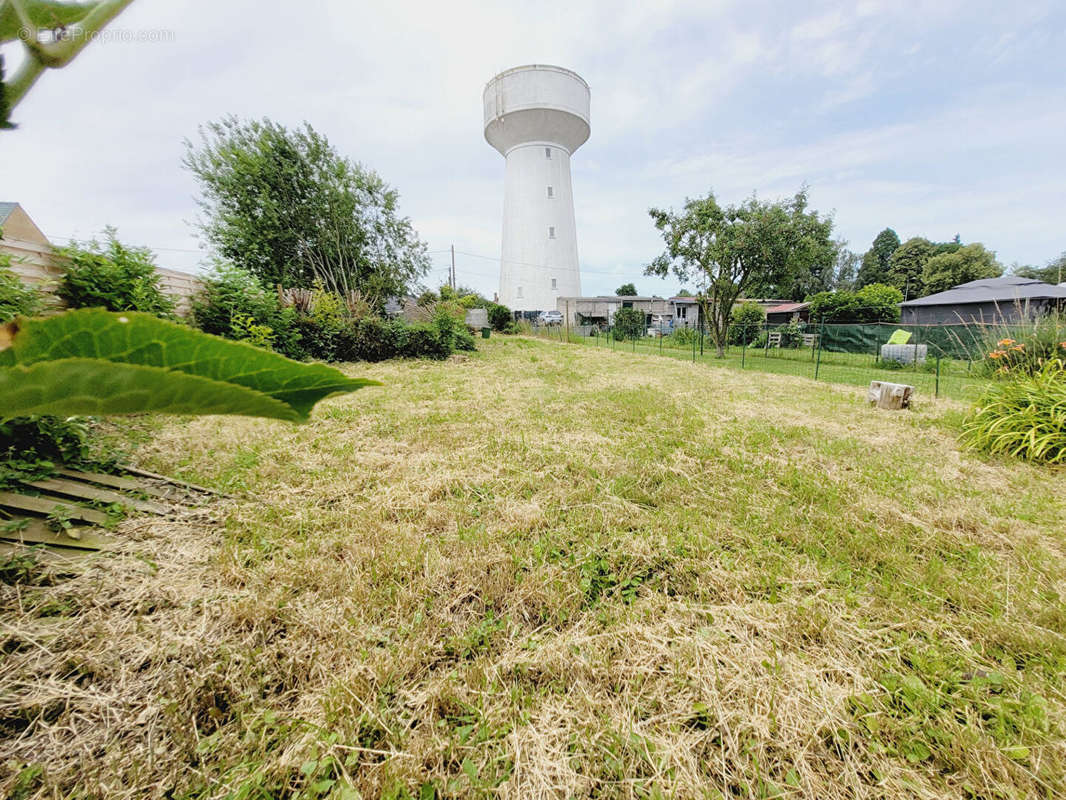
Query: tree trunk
[[867, 381, 913, 410]]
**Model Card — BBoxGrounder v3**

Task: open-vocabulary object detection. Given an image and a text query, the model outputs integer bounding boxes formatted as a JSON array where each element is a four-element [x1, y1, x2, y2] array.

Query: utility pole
[[450, 245, 456, 291]]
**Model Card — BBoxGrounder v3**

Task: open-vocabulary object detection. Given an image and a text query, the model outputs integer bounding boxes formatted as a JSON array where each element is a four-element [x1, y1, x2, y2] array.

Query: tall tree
[[645, 188, 834, 357], [921, 243, 1002, 295], [856, 228, 900, 288], [832, 240, 860, 292], [615, 283, 638, 296], [887, 237, 937, 299], [184, 116, 430, 302]]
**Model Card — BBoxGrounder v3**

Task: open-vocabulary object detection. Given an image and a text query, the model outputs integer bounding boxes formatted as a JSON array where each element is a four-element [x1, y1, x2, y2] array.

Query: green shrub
[[962, 358, 1066, 463], [56, 229, 174, 317], [728, 301, 765, 345], [775, 320, 806, 348], [612, 307, 646, 340], [807, 283, 902, 323], [668, 326, 697, 346], [0, 256, 42, 322], [487, 302, 513, 332]]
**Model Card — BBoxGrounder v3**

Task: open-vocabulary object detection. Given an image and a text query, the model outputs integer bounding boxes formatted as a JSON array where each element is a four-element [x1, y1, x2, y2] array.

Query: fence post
[[935, 355, 941, 399], [659, 319, 663, 354], [692, 328, 696, 362], [814, 322, 824, 381], [742, 326, 747, 369]]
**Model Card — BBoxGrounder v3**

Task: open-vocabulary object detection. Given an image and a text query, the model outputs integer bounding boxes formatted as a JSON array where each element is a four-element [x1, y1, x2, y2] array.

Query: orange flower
[[998, 338, 1015, 346], [1060, 341, 1066, 350], [1011, 344, 1026, 352], [989, 350, 1004, 359]]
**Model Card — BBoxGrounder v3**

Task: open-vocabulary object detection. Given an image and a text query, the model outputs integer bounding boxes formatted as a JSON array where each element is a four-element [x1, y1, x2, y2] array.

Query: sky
[[2, 0, 1064, 299]]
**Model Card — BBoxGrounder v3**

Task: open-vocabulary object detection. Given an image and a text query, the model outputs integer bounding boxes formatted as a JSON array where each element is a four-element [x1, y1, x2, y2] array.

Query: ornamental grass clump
[[962, 356, 1066, 463]]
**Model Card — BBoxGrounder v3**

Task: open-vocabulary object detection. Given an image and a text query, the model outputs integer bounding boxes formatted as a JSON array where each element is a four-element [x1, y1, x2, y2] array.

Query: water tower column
[[484, 65, 591, 314]]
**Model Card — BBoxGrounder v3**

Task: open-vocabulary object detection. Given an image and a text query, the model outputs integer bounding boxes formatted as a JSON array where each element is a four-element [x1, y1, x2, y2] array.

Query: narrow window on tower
[[547, 186, 554, 198], [551, 278, 557, 290], [544, 147, 551, 159], [516, 286, 523, 299], [548, 226, 556, 239]]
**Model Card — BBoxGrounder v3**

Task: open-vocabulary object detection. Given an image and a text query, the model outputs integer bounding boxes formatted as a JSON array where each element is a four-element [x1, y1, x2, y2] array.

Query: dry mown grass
[[2, 337, 1064, 799]]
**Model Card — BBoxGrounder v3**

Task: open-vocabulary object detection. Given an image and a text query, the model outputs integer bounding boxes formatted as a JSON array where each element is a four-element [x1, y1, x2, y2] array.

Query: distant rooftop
[[900, 275, 1066, 307]]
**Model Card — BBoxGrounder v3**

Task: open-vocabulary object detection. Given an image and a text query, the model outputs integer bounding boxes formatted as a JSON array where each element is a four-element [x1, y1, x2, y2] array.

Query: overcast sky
[[2, 0, 1064, 298]]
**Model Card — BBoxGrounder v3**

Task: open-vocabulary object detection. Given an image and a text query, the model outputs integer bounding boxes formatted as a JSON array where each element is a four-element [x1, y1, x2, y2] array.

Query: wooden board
[[56, 468, 144, 492], [0, 540, 96, 567], [121, 466, 229, 497], [21, 477, 168, 515], [0, 519, 115, 551], [0, 491, 110, 525]]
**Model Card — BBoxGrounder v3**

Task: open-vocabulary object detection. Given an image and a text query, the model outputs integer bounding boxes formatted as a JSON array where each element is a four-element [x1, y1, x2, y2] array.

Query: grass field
[[2, 337, 1064, 799], [533, 326, 991, 403]]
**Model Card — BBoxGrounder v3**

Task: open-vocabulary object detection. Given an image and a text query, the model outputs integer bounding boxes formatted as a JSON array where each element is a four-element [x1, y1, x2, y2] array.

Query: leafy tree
[[56, 229, 174, 317], [615, 283, 638, 296], [854, 283, 903, 322], [612, 307, 646, 340], [832, 241, 860, 292], [675, 289, 693, 297], [856, 228, 900, 288], [807, 283, 902, 323], [1014, 252, 1066, 285], [887, 237, 937, 299], [0, 0, 135, 128], [645, 188, 834, 357], [184, 116, 430, 300], [921, 243, 1002, 295]]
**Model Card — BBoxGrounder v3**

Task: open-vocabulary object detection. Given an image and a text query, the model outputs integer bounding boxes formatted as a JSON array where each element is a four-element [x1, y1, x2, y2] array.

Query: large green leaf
[[0, 310, 380, 421], [0, 358, 299, 420]]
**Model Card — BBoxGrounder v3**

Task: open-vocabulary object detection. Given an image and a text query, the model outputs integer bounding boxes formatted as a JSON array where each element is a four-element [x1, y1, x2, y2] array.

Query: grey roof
[[0, 202, 19, 224], [900, 275, 1066, 307]]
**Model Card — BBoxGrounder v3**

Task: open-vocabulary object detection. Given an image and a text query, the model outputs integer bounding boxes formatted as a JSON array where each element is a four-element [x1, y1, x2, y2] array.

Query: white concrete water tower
[[484, 65, 590, 313]]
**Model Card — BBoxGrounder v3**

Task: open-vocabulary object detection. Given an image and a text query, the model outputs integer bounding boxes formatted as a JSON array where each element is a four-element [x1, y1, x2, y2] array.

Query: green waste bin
[[481, 327, 491, 339]]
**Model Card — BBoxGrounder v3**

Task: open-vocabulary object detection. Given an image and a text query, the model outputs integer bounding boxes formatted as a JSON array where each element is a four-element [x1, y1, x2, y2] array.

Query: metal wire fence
[[528, 320, 1008, 403]]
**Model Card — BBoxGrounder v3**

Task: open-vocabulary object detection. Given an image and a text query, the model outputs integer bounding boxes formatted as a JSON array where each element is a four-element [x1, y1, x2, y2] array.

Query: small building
[[765, 301, 810, 326], [899, 276, 1066, 325], [0, 202, 50, 246], [557, 295, 671, 327]]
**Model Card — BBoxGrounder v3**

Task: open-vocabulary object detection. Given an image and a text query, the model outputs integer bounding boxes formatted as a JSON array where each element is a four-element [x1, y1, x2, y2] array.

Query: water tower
[[483, 65, 590, 313]]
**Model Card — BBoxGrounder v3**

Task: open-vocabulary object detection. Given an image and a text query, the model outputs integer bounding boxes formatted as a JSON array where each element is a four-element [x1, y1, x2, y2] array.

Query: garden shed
[[900, 275, 1066, 324]]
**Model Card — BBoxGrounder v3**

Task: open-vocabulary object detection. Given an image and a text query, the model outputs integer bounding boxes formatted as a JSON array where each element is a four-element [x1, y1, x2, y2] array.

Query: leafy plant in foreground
[[0, 309, 378, 421], [961, 358, 1066, 463]]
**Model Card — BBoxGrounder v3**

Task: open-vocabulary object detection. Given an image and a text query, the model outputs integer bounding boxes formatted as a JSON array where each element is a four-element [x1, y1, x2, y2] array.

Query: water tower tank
[[484, 65, 590, 313]]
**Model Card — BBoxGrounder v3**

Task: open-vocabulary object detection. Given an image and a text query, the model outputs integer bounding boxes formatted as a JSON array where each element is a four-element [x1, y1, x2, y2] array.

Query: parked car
[[538, 310, 563, 325]]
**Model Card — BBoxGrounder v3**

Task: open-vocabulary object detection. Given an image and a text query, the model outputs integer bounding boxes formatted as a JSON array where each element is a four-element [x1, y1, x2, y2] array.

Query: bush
[[668, 326, 697, 346], [193, 263, 303, 358], [962, 358, 1066, 463], [728, 301, 765, 345], [0, 256, 42, 322], [612, 307, 646, 340], [56, 229, 174, 317], [807, 283, 902, 323], [487, 302, 513, 332], [775, 320, 805, 348]]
